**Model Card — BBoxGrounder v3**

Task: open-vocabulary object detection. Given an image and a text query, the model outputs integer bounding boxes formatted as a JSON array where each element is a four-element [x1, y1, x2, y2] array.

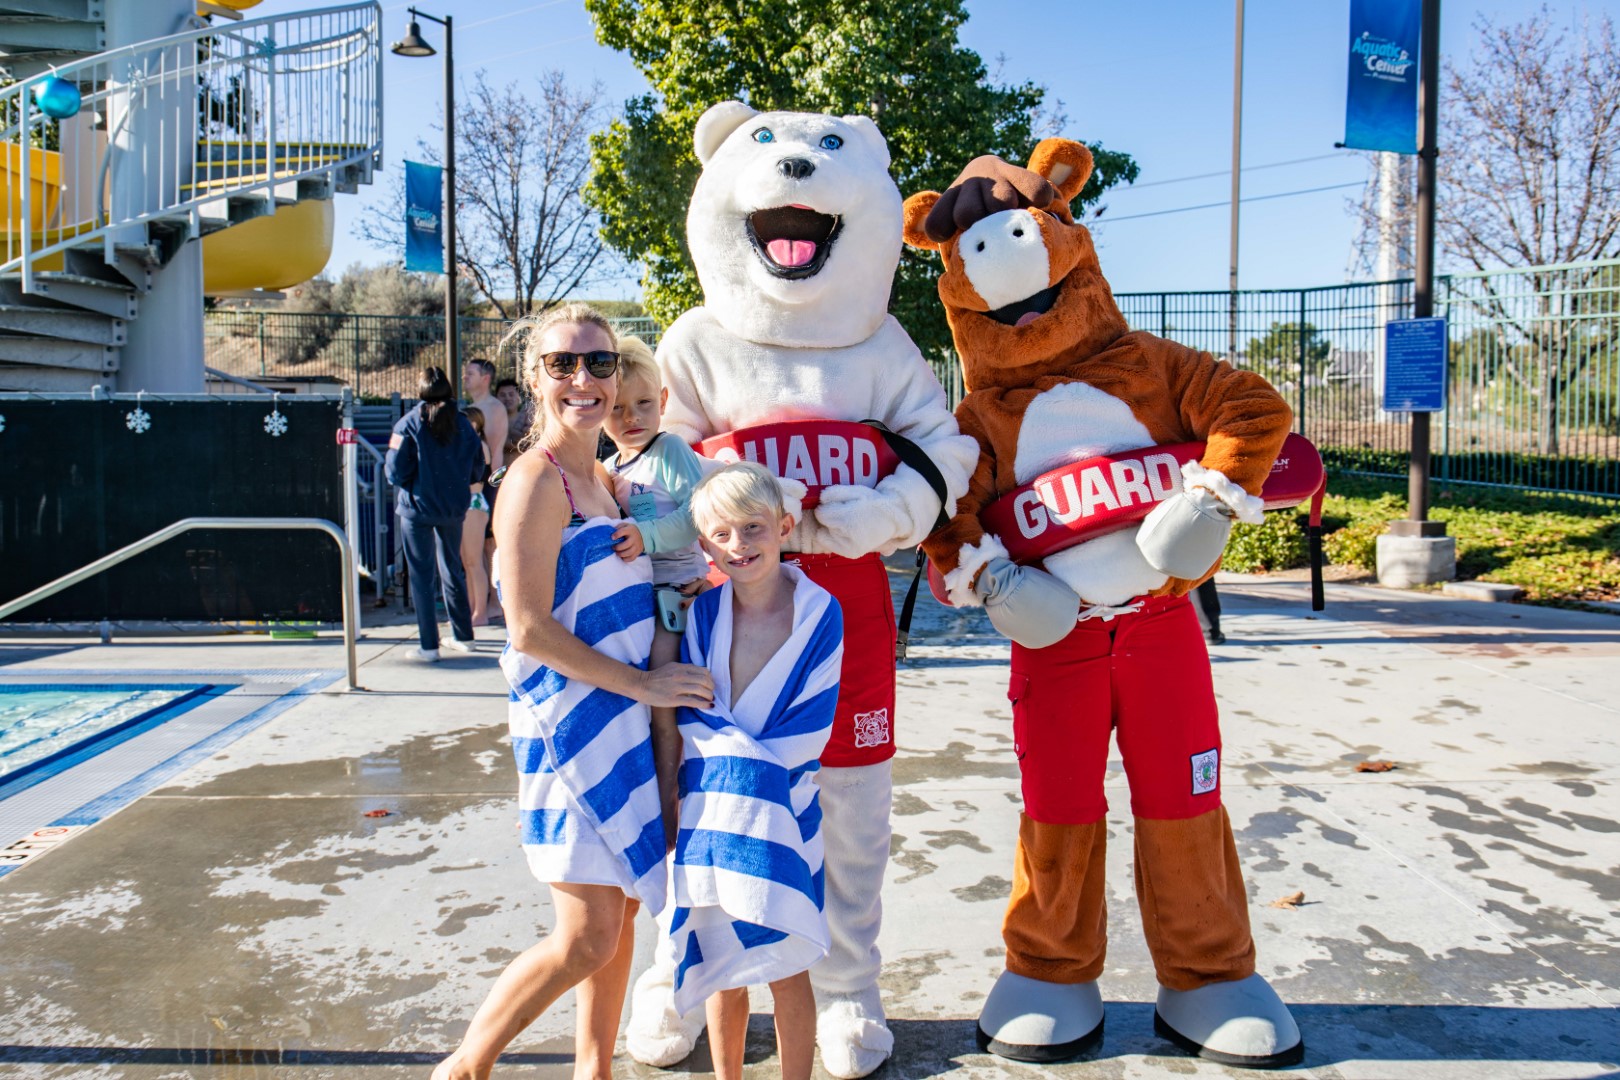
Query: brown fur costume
[[905, 140, 1292, 1000]]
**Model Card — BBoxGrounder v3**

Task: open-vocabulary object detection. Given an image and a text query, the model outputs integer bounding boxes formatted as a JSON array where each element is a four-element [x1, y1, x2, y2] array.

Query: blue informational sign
[[1344, 0, 1420, 154], [1383, 316, 1447, 412], [404, 160, 443, 274]]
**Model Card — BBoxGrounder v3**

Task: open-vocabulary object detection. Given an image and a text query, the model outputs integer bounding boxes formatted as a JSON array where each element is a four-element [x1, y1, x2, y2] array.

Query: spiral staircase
[[0, 0, 382, 391]]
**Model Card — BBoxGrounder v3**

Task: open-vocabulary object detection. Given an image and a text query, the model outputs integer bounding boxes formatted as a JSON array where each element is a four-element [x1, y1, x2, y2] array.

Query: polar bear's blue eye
[[752, 127, 775, 143], [820, 134, 844, 150]]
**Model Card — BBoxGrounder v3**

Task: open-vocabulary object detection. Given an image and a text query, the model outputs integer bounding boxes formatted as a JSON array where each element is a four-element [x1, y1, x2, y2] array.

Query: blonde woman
[[433, 304, 714, 1080]]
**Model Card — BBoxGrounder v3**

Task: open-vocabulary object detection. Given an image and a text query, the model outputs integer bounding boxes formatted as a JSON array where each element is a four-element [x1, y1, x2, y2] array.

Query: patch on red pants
[[1191, 748, 1220, 795], [852, 708, 891, 749]]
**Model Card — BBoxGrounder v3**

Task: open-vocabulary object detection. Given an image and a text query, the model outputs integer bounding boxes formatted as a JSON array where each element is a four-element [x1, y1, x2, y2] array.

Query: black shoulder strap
[[860, 420, 951, 663]]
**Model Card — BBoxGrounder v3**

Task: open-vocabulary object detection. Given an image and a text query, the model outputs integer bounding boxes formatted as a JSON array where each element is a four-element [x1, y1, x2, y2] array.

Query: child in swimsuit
[[604, 336, 716, 846]]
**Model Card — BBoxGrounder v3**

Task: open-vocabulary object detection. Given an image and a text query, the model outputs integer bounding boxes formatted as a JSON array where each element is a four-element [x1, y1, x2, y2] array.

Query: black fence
[[2, 395, 345, 623]]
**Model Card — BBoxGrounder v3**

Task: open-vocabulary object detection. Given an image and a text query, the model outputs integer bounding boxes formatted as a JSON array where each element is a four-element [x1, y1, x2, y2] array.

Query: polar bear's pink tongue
[[767, 238, 817, 267]]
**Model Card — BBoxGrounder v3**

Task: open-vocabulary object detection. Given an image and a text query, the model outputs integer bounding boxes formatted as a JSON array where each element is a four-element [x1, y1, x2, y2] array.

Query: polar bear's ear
[[841, 115, 891, 170], [902, 191, 943, 251], [693, 101, 760, 165], [1026, 139, 1094, 207]]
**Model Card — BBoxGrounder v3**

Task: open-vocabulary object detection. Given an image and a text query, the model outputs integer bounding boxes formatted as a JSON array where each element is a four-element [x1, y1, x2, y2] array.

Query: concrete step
[[0, 332, 117, 372], [0, 272, 137, 320], [0, 302, 122, 344]]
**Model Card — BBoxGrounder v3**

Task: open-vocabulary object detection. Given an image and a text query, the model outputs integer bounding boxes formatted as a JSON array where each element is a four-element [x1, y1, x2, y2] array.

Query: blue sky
[[251, 0, 1616, 299]]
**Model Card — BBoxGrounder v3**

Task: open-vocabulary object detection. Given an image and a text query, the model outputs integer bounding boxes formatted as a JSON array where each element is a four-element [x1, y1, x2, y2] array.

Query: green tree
[[583, 0, 1138, 362], [1243, 321, 1331, 385]]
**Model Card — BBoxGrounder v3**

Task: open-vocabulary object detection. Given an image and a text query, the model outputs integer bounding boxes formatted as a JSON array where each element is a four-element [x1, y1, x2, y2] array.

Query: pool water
[[0, 684, 211, 780]]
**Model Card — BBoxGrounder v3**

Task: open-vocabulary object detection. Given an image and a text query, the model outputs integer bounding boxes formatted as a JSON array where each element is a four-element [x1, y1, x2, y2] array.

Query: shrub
[[1222, 512, 1309, 573]]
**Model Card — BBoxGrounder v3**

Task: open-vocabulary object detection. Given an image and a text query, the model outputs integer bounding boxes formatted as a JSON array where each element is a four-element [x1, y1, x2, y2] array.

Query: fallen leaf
[[363, 809, 392, 818], [1355, 760, 1398, 773], [210, 1016, 227, 1031], [1270, 891, 1306, 910]]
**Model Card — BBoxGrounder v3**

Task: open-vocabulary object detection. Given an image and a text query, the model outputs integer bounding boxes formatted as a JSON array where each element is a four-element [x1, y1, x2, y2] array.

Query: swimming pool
[[0, 683, 213, 783]]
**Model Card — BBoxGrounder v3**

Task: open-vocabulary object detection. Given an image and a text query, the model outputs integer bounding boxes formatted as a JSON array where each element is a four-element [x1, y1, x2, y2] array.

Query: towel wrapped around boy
[[668, 565, 845, 1013]]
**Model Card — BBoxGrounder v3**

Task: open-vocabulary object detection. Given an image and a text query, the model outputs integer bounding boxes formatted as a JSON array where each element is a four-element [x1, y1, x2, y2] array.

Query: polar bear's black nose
[[778, 157, 815, 180]]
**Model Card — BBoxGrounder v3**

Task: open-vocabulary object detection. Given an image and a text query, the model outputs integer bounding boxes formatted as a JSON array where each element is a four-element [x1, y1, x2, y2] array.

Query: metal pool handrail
[[0, 517, 360, 690]]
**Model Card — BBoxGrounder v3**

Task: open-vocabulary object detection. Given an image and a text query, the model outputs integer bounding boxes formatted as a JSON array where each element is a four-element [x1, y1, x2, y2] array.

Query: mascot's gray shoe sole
[[1153, 973, 1304, 1068], [976, 971, 1104, 1063]]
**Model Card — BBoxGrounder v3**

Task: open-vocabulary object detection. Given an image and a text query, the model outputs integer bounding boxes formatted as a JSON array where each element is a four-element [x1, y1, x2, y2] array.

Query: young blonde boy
[[604, 336, 715, 845], [670, 462, 842, 1080]]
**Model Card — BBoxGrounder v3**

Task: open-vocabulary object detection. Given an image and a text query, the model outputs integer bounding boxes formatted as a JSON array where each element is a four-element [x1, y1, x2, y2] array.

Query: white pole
[[1228, 0, 1245, 363]]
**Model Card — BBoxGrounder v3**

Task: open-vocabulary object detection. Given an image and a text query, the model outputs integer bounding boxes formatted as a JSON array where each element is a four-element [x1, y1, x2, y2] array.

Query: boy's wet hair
[[616, 335, 659, 393], [691, 462, 788, 532]]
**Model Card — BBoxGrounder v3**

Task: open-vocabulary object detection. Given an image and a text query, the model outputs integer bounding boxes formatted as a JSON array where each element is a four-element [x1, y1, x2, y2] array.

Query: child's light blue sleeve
[[636, 436, 718, 554]]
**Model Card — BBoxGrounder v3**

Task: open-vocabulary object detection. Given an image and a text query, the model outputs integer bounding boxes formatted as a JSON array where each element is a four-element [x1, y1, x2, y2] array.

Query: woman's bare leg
[[461, 510, 490, 625], [431, 883, 628, 1080], [769, 972, 816, 1080], [704, 986, 751, 1080], [571, 895, 639, 1079]]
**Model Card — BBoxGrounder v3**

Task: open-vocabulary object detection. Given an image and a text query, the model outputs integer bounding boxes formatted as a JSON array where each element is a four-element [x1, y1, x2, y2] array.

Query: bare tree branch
[[357, 69, 617, 317]]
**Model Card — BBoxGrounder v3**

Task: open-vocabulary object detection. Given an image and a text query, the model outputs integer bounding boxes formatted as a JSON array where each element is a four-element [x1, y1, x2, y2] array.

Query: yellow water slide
[[4, 137, 340, 293]]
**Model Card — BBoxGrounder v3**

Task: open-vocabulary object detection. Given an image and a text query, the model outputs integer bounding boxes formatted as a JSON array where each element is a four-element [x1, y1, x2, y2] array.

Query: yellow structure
[[201, 198, 334, 293]]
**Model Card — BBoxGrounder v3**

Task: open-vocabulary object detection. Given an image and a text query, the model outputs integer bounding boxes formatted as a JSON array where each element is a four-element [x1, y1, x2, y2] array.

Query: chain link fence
[[205, 258, 1619, 499]]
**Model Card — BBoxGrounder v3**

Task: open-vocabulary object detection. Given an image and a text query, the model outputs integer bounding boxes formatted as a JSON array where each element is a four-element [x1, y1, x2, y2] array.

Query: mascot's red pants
[[787, 552, 897, 768], [999, 592, 1257, 991], [1009, 594, 1221, 822]]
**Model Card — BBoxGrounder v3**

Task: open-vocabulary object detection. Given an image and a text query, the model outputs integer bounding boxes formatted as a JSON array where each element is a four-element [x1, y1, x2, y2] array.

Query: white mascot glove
[[813, 483, 910, 558], [975, 557, 1081, 649], [1137, 485, 1245, 580]]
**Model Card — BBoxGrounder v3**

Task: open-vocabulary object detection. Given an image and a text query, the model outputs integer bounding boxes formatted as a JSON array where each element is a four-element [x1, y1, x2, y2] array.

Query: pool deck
[[1, 569, 1618, 1079]]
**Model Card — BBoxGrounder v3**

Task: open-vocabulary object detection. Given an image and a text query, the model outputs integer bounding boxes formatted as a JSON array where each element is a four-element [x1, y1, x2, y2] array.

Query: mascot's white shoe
[[976, 970, 1104, 1063], [816, 986, 894, 1079], [1154, 973, 1303, 1068], [625, 959, 705, 1068]]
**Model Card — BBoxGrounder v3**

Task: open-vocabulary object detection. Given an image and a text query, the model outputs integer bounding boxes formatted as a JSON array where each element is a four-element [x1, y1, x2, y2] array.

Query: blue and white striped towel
[[669, 565, 844, 1013], [498, 516, 668, 912]]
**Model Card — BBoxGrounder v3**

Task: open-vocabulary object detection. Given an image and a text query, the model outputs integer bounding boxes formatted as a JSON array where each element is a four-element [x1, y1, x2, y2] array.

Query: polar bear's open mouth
[[986, 283, 1062, 327], [746, 206, 843, 280]]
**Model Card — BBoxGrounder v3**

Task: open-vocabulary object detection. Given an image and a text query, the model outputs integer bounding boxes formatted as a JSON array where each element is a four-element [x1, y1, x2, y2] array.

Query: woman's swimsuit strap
[[541, 449, 588, 526]]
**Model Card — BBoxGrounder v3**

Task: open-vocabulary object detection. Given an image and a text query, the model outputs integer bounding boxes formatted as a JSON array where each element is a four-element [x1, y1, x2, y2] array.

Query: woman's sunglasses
[[542, 350, 620, 380]]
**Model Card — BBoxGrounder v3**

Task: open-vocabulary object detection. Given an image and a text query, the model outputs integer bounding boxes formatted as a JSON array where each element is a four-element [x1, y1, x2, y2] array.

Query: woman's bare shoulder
[[494, 449, 569, 531]]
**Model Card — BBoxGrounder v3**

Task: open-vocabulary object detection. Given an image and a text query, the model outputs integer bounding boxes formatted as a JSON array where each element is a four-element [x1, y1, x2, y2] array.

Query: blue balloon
[[32, 76, 81, 121]]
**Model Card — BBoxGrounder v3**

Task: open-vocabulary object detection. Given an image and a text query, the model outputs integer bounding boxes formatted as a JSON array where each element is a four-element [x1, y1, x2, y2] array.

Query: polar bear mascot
[[625, 101, 978, 1078]]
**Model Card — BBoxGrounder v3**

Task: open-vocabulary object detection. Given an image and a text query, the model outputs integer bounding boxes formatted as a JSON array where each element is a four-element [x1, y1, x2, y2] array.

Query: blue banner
[[1344, 0, 1420, 154], [404, 160, 443, 273]]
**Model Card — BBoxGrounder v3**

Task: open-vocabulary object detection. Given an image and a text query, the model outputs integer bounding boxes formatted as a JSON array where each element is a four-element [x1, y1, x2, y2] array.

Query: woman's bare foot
[[431, 1052, 488, 1080]]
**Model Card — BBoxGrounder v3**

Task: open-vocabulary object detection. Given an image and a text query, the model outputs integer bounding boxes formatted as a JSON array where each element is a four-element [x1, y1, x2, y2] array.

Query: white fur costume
[[625, 103, 978, 1079]]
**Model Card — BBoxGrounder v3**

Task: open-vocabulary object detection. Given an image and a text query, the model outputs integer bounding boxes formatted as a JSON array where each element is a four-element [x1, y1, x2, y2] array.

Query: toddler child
[[668, 462, 843, 1080], [603, 336, 715, 845]]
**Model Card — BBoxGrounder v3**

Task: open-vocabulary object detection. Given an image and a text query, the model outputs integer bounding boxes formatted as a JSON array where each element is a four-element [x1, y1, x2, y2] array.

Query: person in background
[[462, 407, 495, 627], [1194, 578, 1226, 646], [464, 358, 508, 474], [385, 366, 483, 661], [495, 375, 531, 464], [465, 358, 508, 622]]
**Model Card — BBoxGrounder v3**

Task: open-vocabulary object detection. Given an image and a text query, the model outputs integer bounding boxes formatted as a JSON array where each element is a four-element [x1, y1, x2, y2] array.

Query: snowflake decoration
[[263, 407, 289, 437], [125, 406, 151, 434]]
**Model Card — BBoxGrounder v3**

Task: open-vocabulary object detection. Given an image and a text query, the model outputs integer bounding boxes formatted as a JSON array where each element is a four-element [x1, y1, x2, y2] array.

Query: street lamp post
[[392, 9, 459, 398]]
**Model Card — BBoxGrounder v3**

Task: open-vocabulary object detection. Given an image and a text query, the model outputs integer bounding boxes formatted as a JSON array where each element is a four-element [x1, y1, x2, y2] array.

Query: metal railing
[[0, 517, 361, 689], [205, 311, 661, 399], [2, 2, 383, 289], [1115, 258, 1620, 499]]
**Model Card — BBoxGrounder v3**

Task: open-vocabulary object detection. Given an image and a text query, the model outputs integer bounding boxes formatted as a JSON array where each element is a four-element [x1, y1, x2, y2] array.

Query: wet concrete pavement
[[1, 570, 1617, 1078]]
